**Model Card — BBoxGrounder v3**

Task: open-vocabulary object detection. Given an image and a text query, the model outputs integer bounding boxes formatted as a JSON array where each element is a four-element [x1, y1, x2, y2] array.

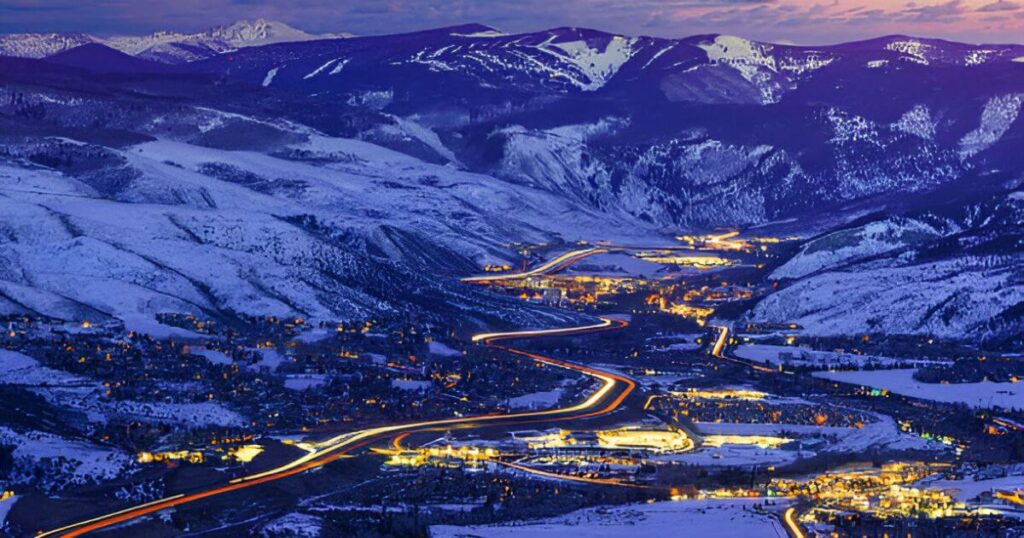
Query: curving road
[[460, 247, 608, 284], [782, 507, 807, 538], [39, 318, 635, 537], [709, 325, 775, 374]]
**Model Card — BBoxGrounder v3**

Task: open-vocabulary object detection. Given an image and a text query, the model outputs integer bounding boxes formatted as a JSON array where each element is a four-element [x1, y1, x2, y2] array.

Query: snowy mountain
[[0, 32, 95, 59], [0, 19, 346, 64], [109, 19, 349, 64], [170, 26, 1023, 228], [752, 192, 1024, 346], [0, 65, 653, 329], [1, 24, 1023, 338]]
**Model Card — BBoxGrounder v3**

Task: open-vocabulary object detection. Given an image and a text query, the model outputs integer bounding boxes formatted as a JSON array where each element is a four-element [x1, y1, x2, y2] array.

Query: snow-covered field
[[695, 412, 945, 455], [428, 341, 462, 357], [284, 374, 327, 391], [733, 344, 941, 370], [189, 347, 233, 365], [565, 251, 666, 277], [0, 426, 134, 493], [506, 388, 565, 410], [391, 379, 432, 391], [0, 349, 86, 386], [430, 498, 788, 537], [654, 444, 803, 467], [813, 369, 1024, 410], [260, 512, 324, 537], [922, 475, 1024, 502]]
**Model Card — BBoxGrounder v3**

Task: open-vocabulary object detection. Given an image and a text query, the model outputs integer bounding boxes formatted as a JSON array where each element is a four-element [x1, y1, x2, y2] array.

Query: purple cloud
[[977, 0, 1021, 10], [0, 0, 1021, 44]]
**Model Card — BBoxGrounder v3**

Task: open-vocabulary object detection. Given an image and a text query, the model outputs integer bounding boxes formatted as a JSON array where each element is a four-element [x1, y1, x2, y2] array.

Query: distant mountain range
[[0, 19, 349, 64], [0, 22, 1022, 344]]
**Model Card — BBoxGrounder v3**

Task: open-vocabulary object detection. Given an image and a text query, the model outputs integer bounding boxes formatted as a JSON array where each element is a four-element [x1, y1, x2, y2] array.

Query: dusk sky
[[1, 0, 1022, 44]]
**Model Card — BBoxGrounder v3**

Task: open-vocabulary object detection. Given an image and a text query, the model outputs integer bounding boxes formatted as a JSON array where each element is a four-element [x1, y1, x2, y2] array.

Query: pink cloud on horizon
[[0, 0, 1021, 44]]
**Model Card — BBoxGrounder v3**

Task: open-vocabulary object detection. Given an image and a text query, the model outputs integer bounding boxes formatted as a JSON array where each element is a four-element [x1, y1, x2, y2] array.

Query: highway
[[43, 241, 743, 536], [459, 240, 720, 285], [39, 318, 635, 537], [782, 507, 807, 538], [460, 247, 608, 283], [709, 324, 776, 374]]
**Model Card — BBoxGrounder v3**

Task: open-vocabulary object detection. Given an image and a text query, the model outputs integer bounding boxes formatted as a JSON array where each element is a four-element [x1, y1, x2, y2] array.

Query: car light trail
[[708, 324, 775, 373], [460, 247, 607, 283], [782, 506, 806, 538], [40, 318, 633, 537]]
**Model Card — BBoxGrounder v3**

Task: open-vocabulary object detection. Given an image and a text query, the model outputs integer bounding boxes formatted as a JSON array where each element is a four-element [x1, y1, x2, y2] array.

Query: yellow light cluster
[[595, 428, 693, 453], [223, 444, 264, 463], [379, 444, 499, 467], [137, 450, 204, 464], [702, 434, 792, 449], [638, 255, 735, 268], [664, 303, 715, 324], [672, 388, 767, 400]]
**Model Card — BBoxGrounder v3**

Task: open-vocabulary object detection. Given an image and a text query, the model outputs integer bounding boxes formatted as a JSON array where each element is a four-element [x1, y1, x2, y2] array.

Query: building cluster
[[655, 388, 875, 428], [772, 463, 961, 520], [0, 313, 573, 458]]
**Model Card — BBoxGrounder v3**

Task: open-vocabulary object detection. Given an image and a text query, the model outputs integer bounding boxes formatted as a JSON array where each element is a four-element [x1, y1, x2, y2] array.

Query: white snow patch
[[451, 30, 508, 38], [328, 58, 350, 75], [262, 67, 280, 87], [893, 104, 937, 140], [827, 107, 879, 145], [814, 369, 1024, 411], [261, 512, 323, 537], [959, 93, 1022, 159], [431, 498, 787, 537], [924, 475, 1024, 502], [543, 36, 638, 91], [190, 347, 232, 366], [392, 379, 431, 391], [506, 387, 564, 410], [428, 341, 461, 357], [284, 374, 327, 390], [699, 36, 781, 103], [303, 58, 337, 79], [964, 49, 997, 66], [886, 40, 932, 65]]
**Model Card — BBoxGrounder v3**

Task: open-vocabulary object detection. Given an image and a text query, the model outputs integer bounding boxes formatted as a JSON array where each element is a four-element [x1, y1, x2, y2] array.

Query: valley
[[1, 234, 1021, 536], [1, 17, 1023, 537]]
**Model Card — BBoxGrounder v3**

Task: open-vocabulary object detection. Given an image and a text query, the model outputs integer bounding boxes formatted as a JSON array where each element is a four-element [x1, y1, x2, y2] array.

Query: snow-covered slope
[[2, 24, 1024, 340], [0, 32, 95, 58], [0, 94, 654, 327], [753, 194, 1024, 344], [771, 217, 954, 280]]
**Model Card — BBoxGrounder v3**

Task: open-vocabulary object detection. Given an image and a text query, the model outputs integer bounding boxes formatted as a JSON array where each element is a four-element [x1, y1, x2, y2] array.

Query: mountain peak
[[205, 18, 321, 45], [44, 42, 172, 74]]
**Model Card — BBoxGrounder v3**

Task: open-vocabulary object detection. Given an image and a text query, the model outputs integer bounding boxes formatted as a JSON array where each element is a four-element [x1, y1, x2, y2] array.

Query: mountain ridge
[[0, 18, 350, 64]]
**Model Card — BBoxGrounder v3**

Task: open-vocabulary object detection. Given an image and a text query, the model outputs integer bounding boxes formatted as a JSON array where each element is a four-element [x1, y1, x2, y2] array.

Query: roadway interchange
[[39, 319, 636, 536]]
